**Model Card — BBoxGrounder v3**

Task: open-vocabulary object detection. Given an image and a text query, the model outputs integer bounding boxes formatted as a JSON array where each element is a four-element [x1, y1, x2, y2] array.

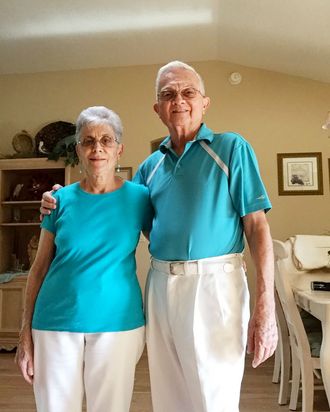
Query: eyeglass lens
[[158, 87, 201, 101], [80, 136, 117, 147]]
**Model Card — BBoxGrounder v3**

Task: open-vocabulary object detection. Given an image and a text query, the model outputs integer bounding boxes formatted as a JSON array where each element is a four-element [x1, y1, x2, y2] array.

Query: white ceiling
[[1, 0, 330, 83]]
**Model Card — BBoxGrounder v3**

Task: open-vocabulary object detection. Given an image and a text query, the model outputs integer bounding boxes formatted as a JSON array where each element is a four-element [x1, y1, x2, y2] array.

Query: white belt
[[151, 253, 244, 276]]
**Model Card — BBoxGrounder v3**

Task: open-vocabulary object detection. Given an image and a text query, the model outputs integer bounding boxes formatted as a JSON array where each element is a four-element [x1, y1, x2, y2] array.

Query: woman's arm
[[15, 229, 55, 384]]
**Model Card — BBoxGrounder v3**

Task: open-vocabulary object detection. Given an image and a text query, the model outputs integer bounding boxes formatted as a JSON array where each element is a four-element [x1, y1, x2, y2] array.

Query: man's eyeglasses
[[78, 136, 118, 148], [158, 87, 203, 101]]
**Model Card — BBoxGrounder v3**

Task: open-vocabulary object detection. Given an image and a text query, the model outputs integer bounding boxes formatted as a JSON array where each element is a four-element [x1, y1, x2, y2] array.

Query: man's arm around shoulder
[[39, 184, 63, 218]]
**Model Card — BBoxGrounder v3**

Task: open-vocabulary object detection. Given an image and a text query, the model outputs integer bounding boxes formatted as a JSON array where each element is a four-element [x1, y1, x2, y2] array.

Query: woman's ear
[[117, 143, 124, 157], [75, 143, 81, 159]]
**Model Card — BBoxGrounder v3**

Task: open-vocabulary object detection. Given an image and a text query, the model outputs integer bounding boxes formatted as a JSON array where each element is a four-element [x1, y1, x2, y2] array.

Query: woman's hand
[[15, 329, 34, 384]]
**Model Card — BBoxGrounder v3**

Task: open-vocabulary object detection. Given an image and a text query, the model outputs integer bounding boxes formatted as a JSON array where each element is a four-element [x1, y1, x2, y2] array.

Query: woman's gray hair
[[75, 106, 123, 143], [155, 60, 206, 97]]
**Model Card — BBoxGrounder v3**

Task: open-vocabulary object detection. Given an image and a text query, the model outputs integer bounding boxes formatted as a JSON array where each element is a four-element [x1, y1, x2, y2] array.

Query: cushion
[[290, 235, 330, 270], [300, 309, 322, 357]]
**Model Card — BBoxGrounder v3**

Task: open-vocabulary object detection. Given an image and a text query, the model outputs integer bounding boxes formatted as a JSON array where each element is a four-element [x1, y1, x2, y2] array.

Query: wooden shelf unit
[[0, 158, 71, 349]]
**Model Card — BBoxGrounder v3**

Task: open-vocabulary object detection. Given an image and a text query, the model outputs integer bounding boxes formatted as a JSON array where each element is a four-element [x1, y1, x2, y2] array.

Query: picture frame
[[115, 166, 132, 181], [150, 137, 165, 153], [277, 152, 323, 196]]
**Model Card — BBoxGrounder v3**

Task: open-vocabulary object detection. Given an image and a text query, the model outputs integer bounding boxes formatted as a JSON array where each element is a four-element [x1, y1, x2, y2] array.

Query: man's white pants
[[146, 254, 250, 412], [32, 326, 145, 412]]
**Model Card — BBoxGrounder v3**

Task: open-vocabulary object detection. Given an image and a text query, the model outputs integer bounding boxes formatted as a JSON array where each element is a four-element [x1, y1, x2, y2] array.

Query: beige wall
[[1, 60, 330, 295]]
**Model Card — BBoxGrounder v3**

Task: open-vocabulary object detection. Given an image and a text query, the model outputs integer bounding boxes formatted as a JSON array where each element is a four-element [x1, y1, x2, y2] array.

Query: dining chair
[[272, 289, 291, 405], [273, 239, 323, 412]]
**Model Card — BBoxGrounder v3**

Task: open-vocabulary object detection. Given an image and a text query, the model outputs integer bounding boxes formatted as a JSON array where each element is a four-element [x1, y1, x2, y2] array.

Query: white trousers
[[146, 254, 250, 412], [32, 327, 145, 412]]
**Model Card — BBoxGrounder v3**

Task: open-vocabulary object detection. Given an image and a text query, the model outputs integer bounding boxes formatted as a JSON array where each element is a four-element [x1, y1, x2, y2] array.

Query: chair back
[[273, 238, 328, 411], [273, 239, 313, 362]]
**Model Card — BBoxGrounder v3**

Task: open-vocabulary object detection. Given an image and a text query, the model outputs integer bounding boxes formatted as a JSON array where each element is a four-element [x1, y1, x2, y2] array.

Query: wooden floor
[[0, 349, 329, 412]]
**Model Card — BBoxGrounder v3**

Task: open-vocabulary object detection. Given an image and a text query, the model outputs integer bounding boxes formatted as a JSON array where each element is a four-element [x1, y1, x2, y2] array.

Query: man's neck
[[169, 124, 201, 156]]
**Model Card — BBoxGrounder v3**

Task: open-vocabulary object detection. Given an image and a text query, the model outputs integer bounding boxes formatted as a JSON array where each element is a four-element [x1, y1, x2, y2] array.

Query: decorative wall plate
[[12, 130, 34, 153], [35, 121, 76, 155]]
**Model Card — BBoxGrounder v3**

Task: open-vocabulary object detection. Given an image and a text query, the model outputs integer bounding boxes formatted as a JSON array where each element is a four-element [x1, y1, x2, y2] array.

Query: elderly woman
[[16, 106, 152, 412]]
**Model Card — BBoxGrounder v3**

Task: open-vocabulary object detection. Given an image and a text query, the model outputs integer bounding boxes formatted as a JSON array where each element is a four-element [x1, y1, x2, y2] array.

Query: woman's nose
[[92, 141, 104, 151]]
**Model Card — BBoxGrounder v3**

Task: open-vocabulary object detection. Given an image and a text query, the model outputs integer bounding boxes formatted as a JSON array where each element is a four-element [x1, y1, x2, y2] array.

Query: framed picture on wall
[[150, 137, 165, 153], [115, 166, 132, 180], [277, 152, 323, 195]]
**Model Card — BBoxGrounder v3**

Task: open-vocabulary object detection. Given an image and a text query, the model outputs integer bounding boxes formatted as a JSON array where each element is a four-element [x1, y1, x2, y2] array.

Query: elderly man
[[41, 61, 277, 412], [133, 61, 277, 412]]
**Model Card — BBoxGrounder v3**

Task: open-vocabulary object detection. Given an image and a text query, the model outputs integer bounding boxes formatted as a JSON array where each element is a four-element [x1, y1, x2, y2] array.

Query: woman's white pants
[[32, 326, 145, 412], [146, 254, 250, 412]]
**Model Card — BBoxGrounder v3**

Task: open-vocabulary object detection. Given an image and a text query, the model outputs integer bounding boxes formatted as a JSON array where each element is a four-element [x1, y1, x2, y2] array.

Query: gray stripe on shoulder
[[199, 140, 229, 177], [146, 154, 166, 185]]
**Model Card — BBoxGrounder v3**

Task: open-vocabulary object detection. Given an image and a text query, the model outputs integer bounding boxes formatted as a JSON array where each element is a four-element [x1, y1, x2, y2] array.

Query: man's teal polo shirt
[[134, 123, 271, 261]]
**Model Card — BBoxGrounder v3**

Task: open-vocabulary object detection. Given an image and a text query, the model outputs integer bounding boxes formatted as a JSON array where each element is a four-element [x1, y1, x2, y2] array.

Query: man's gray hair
[[155, 60, 206, 97], [75, 106, 123, 143]]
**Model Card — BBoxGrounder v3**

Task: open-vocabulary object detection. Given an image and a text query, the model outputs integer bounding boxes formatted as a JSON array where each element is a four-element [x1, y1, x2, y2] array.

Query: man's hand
[[39, 184, 63, 219], [247, 301, 278, 368], [15, 329, 34, 385], [242, 211, 278, 368]]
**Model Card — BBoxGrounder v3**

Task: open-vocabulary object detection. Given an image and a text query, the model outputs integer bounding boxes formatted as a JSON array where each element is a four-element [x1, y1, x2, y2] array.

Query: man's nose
[[172, 91, 185, 102]]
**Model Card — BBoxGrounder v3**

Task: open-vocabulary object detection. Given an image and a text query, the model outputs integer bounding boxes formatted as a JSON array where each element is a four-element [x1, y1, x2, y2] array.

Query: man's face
[[154, 68, 210, 134]]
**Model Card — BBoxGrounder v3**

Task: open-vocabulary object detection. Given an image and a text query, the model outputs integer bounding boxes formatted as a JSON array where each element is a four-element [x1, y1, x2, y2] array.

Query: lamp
[[321, 110, 330, 130]]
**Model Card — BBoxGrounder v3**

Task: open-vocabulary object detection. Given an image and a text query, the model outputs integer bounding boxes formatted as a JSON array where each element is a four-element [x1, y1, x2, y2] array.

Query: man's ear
[[153, 103, 160, 115], [202, 97, 211, 113]]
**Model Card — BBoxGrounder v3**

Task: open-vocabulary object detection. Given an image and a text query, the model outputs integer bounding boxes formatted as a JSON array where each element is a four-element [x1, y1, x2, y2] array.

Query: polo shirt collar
[[159, 123, 214, 153]]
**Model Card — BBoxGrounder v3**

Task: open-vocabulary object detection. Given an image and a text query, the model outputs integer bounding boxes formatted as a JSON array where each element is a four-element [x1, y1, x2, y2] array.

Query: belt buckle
[[169, 262, 184, 276]]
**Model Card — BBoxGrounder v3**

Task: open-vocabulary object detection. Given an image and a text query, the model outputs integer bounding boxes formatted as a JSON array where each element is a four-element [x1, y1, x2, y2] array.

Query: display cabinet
[[0, 158, 72, 348], [0, 275, 27, 350]]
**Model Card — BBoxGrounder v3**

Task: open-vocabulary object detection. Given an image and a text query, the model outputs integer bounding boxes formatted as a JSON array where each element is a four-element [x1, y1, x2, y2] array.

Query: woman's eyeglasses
[[78, 136, 118, 148]]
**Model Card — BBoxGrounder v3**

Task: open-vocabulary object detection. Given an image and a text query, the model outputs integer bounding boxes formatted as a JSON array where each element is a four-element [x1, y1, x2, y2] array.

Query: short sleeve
[[229, 141, 272, 217], [142, 196, 154, 232], [40, 195, 59, 234], [133, 167, 146, 186]]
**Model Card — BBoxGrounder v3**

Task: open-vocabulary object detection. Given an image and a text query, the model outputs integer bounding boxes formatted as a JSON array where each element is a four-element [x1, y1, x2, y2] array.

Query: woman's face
[[76, 122, 123, 176]]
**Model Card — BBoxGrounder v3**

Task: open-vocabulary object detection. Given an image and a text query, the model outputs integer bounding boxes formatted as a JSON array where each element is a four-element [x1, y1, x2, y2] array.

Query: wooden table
[[293, 285, 330, 406]]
